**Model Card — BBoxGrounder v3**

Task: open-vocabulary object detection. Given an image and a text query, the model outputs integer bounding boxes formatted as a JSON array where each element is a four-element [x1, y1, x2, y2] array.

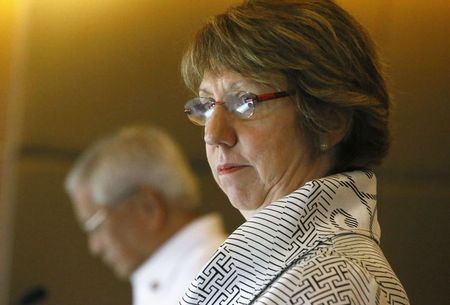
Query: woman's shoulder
[[254, 233, 409, 305]]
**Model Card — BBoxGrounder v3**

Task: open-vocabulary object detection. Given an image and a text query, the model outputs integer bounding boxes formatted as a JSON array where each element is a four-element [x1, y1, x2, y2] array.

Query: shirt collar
[[131, 213, 224, 286], [181, 170, 380, 305]]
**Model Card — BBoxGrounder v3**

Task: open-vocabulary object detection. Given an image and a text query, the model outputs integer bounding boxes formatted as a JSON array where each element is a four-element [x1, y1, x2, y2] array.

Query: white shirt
[[130, 213, 227, 305]]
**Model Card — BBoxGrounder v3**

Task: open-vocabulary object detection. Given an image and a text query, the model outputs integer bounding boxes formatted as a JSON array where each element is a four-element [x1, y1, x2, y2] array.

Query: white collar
[[131, 213, 225, 303], [181, 171, 380, 305]]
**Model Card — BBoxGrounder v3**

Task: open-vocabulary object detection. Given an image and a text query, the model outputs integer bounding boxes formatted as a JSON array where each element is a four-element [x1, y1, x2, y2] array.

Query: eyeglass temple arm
[[257, 91, 291, 102]]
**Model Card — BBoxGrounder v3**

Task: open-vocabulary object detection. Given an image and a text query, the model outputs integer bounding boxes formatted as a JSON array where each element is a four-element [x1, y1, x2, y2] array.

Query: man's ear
[[135, 186, 168, 231]]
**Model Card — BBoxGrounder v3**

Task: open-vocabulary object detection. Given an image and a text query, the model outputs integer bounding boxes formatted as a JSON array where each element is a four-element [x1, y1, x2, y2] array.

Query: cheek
[[205, 146, 214, 163], [206, 146, 219, 177], [107, 233, 134, 261], [103, 223, 129, 250], [102, 229, 121, 249], [251, 124, 304, 174], [242, 126, 280, 166]]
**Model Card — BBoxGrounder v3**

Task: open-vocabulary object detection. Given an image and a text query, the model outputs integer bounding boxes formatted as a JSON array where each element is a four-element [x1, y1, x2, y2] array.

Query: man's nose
[[88, 233, 102, 257]]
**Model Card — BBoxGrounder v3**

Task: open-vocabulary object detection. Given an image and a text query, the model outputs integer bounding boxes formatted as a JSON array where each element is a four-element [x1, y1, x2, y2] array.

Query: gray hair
[[65, 125, 200, 209]]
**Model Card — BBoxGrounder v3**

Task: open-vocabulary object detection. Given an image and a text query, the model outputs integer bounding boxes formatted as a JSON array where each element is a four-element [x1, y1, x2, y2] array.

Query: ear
[[320, 109, 352, 150], [134, 186, 168, 232]]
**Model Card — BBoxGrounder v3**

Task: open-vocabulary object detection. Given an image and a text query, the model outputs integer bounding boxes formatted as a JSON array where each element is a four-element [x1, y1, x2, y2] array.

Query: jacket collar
[[182, 170, 380, 305]]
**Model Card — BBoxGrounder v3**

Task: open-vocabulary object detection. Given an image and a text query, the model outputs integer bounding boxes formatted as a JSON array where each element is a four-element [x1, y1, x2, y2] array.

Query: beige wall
[[4, 1, 449, 305], [8, 1, 243, 305], [1, 1, 25, 303]]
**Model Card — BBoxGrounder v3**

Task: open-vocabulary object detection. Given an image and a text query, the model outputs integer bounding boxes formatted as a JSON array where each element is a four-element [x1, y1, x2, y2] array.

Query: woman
[[181, 1, 409, 304]]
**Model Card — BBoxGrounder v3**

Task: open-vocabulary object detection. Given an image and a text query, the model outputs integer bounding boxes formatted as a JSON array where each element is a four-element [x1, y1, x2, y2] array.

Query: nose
[[88, 233, 103, 257], [204, 106, 237, 147]]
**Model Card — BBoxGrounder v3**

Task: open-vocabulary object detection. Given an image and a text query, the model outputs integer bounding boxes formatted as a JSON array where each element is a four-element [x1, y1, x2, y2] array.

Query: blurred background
[[1, 1, 449, 304]]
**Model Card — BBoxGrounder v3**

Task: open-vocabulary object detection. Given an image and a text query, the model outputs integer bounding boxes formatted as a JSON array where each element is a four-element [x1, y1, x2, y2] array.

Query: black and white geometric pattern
[[180, 171, 409, 305]]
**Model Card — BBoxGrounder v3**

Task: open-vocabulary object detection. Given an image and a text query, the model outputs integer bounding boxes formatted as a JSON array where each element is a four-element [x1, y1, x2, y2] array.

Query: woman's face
[[200, 70, 332, 219]]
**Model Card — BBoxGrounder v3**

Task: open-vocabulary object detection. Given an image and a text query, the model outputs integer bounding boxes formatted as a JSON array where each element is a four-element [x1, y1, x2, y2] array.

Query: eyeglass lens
[[185, 93, 256, 126]]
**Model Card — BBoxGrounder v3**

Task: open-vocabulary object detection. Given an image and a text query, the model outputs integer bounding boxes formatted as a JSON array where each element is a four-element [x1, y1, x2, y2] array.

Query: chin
[[228, 195, 262, 219]]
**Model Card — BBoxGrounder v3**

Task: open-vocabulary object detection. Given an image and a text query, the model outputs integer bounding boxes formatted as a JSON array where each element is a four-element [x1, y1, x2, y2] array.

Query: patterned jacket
[[180, 171, 409, 305]]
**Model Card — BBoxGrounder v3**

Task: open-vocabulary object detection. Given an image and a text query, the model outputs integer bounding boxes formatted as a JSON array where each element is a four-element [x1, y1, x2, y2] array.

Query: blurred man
[[65, 125, 227, 305]]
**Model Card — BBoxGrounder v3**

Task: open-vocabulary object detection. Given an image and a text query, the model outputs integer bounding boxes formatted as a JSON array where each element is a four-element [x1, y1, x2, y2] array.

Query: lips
[[217, 164, 248, 175]]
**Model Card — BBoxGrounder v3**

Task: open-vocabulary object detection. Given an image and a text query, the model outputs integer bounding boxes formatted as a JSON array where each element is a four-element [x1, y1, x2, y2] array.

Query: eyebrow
[[198, 88, 212, 96], [198, 80, 249, 96]]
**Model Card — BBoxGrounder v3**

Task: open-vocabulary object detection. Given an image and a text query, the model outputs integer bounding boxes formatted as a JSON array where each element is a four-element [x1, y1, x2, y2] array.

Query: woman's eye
[[199, 97, 214, 105], [236, 91, 249, 99]]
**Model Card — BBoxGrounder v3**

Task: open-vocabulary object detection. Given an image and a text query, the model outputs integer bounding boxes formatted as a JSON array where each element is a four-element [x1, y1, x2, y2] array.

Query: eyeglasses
[[81, 209, 107, 233], [80, 189, 139, 234], [184, 91, 291, 126]]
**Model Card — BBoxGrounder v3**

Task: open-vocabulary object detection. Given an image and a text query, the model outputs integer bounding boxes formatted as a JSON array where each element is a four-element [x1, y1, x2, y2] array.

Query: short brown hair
[[182, 0, 390, 172]]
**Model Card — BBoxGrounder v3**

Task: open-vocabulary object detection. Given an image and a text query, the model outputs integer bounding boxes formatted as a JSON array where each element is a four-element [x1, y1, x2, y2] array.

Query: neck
[[150, 208, 198, 255], [242, 152, 334, 220]]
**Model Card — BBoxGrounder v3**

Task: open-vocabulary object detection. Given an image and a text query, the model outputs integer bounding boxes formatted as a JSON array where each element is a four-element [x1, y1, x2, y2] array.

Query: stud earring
[[320, 143, 328, 151]]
